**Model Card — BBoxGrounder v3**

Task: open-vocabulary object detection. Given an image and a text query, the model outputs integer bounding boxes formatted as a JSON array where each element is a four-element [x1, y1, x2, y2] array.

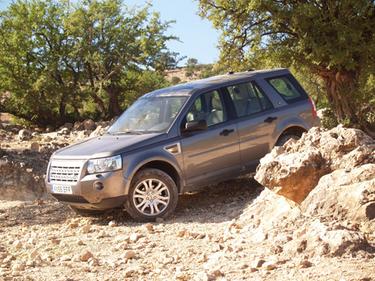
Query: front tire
[[125, 168, 178, 222]]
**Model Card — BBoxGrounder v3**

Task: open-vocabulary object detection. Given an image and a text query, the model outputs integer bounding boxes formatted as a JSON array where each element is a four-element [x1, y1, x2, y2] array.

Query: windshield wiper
[[107, 130, 144, 135]]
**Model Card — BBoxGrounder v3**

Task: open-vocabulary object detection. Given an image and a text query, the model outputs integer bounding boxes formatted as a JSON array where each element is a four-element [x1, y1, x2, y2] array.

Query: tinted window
[[267, 75, 304, 102], [186, 90, 227, 126], [252, 83, 273, 111], [227, 82, 273, 118]]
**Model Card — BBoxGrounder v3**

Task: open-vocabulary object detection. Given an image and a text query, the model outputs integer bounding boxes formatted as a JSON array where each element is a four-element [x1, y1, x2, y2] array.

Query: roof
[[143, 68, 290, 98]]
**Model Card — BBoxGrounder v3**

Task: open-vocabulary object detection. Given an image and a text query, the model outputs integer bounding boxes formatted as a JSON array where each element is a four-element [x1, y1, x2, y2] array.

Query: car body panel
[[180, 121, 241, 190], [52, 133, 166, 159], [236, 110, 277, 170], [122, 140, 185, 193]]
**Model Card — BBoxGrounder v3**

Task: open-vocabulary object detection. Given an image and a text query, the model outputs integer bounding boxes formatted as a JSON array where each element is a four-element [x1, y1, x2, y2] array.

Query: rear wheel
[[125, 168, 178, 222], [276, 134, 301, 146]]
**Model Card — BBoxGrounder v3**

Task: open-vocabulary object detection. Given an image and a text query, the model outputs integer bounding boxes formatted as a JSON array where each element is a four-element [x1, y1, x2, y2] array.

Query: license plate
[[52, 185, 73, 194]]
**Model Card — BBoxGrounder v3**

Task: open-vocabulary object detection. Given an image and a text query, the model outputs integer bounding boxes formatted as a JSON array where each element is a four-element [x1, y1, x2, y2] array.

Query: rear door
[[180, 90, 241, 188], [224, 81, 277, 171]]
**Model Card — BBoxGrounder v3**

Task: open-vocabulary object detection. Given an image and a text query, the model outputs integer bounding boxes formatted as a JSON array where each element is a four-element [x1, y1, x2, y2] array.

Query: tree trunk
[[90, 92, 106, 116], [59, 94, 67, 123], [106, 85, 122, 118], [319, 69, 359, 124], [85, 63, 106, 117], [318, 69, 375, 137]]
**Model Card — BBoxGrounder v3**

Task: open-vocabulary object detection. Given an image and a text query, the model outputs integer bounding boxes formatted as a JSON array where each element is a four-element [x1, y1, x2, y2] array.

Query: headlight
[[87, 155, 122, 174]]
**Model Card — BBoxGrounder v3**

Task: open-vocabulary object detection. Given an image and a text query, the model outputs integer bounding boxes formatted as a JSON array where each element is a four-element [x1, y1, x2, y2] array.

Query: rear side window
[[252, 83, 273, 111], [267, 75, 306, 103], [226, 82, 273, 118]]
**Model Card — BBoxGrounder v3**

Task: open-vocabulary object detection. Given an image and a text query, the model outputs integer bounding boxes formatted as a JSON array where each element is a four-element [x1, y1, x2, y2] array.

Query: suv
[[46, 69, 318, 221]]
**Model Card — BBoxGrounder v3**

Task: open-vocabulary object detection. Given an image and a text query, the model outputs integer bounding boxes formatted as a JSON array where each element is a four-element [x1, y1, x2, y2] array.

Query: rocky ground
[[0, 121, 374, 280], [1, 182, 374, 281], [0, 119, 108, 200]]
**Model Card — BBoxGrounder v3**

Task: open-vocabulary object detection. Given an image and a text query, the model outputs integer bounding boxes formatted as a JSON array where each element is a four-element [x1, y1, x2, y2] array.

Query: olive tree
[[0, 0, 178, 126], [199, 0, 375, 135]]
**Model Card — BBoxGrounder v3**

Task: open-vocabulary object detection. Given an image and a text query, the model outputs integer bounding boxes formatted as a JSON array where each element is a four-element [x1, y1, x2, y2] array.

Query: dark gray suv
[[46, 69, 318, 221]]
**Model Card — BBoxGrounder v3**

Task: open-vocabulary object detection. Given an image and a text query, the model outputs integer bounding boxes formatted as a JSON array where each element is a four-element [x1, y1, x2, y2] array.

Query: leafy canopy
[[199, 0, 375, 133], [0, 0, 178, 126]]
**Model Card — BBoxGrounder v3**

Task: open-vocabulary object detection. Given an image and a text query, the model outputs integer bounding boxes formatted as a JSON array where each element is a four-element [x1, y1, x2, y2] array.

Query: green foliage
[[199, 0, 375, 135], [0, 0, 178, 126], [185, 57, 198, 77], [170, 76, 181, 85], [120, 70, 171, 108], [320, 108, 338, 129], [184, 57, 226, 79]]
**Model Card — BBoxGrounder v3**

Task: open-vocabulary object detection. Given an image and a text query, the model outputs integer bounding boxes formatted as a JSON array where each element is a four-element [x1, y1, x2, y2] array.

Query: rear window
[[267, 75, 307, 103]]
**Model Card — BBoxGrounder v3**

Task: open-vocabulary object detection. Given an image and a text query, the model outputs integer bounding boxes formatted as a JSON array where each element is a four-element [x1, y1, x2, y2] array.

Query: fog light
[[94, 182, 104, 191]]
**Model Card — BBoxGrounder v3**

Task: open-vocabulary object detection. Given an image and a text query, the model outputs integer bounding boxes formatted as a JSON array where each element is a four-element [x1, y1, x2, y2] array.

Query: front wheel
[[125, 168, 178, 222]]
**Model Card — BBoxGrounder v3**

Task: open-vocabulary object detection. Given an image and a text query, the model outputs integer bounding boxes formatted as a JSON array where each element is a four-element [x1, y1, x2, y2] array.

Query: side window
[[227, 82, 273, 118], [267, 75, 305, 103], [252, 83, 273, 111], [185, 90, 227, 126]]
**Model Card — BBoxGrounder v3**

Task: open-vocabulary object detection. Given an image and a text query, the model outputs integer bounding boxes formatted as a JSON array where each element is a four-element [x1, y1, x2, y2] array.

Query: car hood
[[52, 133, 166, 159]]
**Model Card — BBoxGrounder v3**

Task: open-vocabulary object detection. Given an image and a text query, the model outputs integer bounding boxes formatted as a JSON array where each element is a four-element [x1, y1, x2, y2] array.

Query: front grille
[[52, 194, 89, 203], [49, 160, 84, 183]]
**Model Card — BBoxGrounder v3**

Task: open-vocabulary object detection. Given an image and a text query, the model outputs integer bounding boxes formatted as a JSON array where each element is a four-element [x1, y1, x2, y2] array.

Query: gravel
[[0, 179, 374, 280]]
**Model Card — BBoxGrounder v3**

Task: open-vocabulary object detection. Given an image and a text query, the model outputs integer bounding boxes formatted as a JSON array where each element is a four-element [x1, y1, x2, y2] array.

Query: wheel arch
[[279, 125, 307, 138], [125, 157, 184, 195], [273, 125, 307, 147]]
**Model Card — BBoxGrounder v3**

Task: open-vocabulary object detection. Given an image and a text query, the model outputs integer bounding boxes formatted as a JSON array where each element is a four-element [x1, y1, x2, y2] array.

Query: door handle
[[264, 116, 278, 123], [220, 129, 235, 136]]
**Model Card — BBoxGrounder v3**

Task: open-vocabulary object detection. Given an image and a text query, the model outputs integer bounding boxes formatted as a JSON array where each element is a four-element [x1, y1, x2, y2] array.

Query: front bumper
[[46, 159, 128, 210], [51, 194, 127, 210]]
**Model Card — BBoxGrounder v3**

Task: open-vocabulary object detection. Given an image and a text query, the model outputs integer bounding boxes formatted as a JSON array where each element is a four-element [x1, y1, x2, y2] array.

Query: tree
[[185, 57, 199, 77], [0, 0, 177, 126], [152, 51, 185, 72], [170, 76, 181, 84], [199, 0, 375, 135], [0, 0, 80, 125], [66, 0, 176, 117]]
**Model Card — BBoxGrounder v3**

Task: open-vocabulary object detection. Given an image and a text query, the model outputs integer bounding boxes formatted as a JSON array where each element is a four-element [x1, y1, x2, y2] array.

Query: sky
[[0, 0, 220, 65]]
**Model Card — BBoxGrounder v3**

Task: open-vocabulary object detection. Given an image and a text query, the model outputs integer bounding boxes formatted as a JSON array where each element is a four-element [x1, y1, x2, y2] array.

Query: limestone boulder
[[18, 129, 32, 141], [254, 142, 329, 204], [255, 126, 374, 204], [302, 164, 375, 223], [0, 150, 48, 200], [83, 119, 96, 131]]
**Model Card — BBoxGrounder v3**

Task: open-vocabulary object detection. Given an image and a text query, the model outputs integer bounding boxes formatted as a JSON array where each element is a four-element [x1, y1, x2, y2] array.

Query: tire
[[276, 134, 301, 146], [125, 168, 178, 222], [69, 206, 105, 217]]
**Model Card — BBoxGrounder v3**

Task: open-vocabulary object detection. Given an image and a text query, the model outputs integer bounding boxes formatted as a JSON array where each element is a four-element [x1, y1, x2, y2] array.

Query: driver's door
[[180, 90, 241, 189]]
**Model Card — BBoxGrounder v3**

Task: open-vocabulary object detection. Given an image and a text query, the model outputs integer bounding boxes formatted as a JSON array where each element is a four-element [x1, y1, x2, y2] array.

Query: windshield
[[108, 96, 187, 134]]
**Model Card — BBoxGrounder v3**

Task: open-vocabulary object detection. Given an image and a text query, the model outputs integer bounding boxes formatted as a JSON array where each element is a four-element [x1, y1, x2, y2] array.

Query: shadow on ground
[[92, 177, 263, 226], [0, 178, 263, 228], [0, 200, 72, 228]]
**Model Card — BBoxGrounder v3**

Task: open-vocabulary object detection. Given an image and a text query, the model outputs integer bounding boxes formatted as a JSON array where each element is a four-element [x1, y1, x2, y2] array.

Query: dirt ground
[[0, 179, 374, 281]]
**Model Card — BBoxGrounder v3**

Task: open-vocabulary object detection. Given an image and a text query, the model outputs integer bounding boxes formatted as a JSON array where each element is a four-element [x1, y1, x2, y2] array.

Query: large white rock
[[302, 164, 375, 222], [255, 126, 374, 204]]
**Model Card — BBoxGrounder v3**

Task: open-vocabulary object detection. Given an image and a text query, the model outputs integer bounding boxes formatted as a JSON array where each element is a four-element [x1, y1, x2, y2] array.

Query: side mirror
[[184, 119, 208, 132]]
